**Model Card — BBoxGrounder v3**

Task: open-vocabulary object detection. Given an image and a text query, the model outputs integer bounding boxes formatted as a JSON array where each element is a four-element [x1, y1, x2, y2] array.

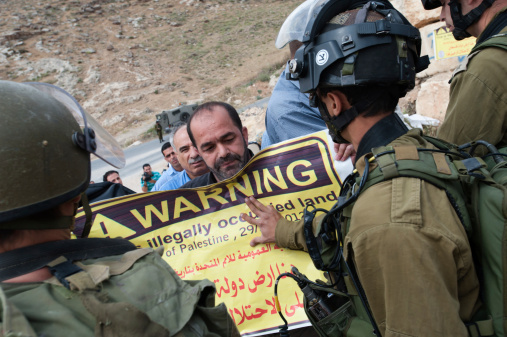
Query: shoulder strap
[[361, 144, 459, 190], [45, 248, 154, 291], [355, 144, 472, 233], [0, 238, 136, 282]]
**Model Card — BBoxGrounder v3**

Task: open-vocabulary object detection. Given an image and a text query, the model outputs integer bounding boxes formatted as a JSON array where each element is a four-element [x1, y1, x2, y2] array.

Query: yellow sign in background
[[434, 26, 476, 60], [75, 131, 350, 336]]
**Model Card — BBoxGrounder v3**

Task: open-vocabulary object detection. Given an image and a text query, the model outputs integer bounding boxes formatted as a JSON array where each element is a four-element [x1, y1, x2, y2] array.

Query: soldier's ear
[[321, 91, 346, 117]]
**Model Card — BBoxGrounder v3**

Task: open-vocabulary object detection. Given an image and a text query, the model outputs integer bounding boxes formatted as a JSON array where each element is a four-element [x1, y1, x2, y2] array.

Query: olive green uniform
[[275, 129, 481, 336], [1, 243, 239, 337], [156, 122, 163, 142], [437, 16, 507, 153]]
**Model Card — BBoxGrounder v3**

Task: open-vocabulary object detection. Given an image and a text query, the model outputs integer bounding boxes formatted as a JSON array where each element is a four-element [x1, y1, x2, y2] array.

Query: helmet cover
[[0, 81, 124, 225], [287, 1, 429, 94]]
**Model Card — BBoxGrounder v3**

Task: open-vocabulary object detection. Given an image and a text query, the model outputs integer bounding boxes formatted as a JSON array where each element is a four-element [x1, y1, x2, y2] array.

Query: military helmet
[[421, 0, 495, 40], [421, 0, 442, 9], [0, 81, 125, 228], [284, 0, 429, 94], [278, 0, 429, 143]]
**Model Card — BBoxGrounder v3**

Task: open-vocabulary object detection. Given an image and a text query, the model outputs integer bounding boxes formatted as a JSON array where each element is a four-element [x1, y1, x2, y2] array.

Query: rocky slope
[[1, 0, 454, 145], [0, 0, 296, 144]]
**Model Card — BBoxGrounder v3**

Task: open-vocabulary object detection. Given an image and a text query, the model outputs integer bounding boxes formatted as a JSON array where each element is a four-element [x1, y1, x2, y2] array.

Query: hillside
[[0, 0, 301, 145]]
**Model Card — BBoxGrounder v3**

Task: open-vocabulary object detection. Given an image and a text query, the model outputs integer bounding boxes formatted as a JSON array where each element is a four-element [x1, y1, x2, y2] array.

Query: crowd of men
[[1, 0, 506, 335]]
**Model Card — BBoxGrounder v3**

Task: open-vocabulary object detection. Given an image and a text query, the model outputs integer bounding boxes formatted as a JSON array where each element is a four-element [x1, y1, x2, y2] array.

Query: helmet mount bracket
[[72, 127, 97, 153]]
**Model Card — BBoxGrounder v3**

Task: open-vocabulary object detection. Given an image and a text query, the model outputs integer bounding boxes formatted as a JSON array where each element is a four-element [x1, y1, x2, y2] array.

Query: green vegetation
[[31, 72, 51, 81], [43, 78, 58, 84], [145, 0, 298, 73], [0, 0, 304, 145], [255, 60, 285, 83]]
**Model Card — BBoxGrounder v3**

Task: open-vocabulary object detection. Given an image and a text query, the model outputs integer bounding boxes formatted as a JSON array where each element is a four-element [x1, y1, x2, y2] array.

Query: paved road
[[91, 138, 163, 191], [237, 96, 270, 112]]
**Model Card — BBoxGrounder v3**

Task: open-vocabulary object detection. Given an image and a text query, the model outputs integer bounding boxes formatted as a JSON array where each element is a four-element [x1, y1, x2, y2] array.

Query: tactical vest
[[303, 137, 507, 337], [0, 239, 239, 337]]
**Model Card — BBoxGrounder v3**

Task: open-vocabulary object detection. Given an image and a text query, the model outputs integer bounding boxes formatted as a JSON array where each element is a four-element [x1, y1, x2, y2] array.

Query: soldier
[[422, 0, 507, 153], [155, 120, 164, 143], [240, 1, 481, 336], [0, 81, 239, 337]]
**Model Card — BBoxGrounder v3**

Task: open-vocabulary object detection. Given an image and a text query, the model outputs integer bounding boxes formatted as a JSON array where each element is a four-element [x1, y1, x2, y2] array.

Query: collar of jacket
[[476, 7, 507, 44], [355, 112, 408, 162]]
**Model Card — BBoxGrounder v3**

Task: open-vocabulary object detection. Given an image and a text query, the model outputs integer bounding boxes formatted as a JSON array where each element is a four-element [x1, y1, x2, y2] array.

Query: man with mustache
[[181, 102, 252, 188], [156, 122, 209, 190]]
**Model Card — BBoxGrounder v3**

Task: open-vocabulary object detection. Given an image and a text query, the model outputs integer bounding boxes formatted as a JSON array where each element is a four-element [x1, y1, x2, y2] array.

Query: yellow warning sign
[[434, 26, 476, 60]]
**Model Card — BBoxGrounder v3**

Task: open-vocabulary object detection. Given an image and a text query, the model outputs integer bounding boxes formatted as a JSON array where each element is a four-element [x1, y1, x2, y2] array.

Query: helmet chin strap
[[310, 91, 381, 144], [79, 192, 93, 238], [449, 0, 495, 40]]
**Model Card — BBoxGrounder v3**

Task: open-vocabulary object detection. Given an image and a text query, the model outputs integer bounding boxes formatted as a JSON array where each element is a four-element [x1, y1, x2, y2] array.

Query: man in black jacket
[[182, 102, 253, 188]]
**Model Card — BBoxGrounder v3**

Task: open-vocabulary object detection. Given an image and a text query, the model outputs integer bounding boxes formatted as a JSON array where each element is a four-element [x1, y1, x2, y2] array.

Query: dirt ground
[[0, 0, 298, 146]]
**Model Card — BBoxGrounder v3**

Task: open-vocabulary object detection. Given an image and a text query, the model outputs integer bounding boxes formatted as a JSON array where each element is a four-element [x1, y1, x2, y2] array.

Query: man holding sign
[[183, 102, 253, 188]]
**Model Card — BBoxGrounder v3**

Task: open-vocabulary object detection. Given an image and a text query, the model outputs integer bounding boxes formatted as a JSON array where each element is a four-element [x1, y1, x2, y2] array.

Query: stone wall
[[395, 1, 463, 124]]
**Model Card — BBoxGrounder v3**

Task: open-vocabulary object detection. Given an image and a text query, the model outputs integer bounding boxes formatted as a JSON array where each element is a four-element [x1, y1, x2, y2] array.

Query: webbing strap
[[356, 20, 420, 38], [0, 238, 136, 282], [343, 275, 358, 296], [455, 158, 488, 179], [433, 152, 453, 175], [467, 317, 495, 337], [372, 146, 399, 179], [80, 192, 93, 238], [65, 270, 97, 292], [342, 54, 356, 75], [48, 257, 85, 290], [394, 146, 419, 160], [43, 249, 153, 291]]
